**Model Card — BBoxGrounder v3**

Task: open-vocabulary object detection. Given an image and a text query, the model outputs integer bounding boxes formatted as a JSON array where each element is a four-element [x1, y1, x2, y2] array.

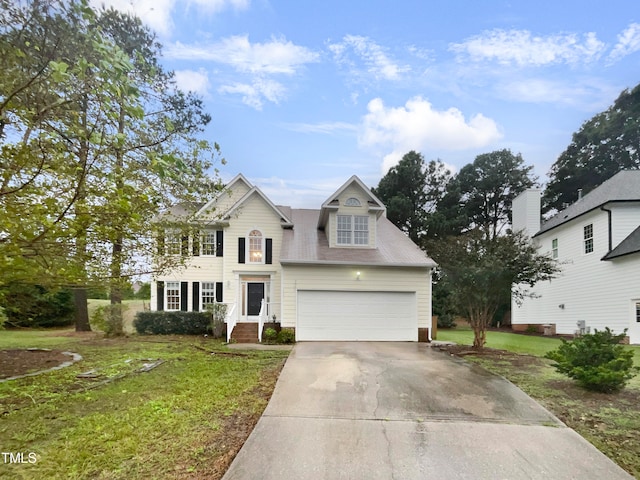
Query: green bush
[[436, 314, 456, 328], [205, 303, 227, 339], [277, 329, 295, 344], [263, 327, 278, 343], [91, 304, 127, 336], [545, 328, 637, 393], [133, 311, 212, 335], [1, 283, 74, 328]]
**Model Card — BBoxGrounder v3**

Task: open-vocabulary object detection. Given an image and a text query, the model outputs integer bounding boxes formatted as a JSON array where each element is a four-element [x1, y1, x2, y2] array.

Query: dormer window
[[344, 197, 361, 207], [248, 229, 263, 263], [337, 215, 369, 245]]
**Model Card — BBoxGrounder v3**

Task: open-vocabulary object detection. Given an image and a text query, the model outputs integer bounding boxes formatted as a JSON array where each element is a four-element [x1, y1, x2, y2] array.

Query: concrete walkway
[[223, 342, 633, 479]]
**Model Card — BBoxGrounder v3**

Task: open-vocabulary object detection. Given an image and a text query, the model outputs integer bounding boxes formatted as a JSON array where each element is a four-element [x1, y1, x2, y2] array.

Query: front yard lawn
[[0, 330, 288, 479], [436, 327, 640, 478]]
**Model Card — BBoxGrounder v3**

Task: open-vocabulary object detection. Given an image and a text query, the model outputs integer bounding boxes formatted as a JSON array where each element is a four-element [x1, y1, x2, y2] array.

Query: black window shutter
[[156, 281, 164, 311], [238, 237, 245, 263], [180, 282, 188, 311], [216, 230, 224, 257], [192, 282, 200, 311], [192, 231, 200, 256], [265, 238, 273, 264], [181, 233, 189, 257], [157, 231, 165, 256], [215, 282, 223, 303]]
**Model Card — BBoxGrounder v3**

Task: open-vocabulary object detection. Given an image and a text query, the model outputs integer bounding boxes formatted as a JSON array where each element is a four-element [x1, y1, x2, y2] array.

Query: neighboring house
[[511, 170, 640, 344], [151, 174, 436, 342]]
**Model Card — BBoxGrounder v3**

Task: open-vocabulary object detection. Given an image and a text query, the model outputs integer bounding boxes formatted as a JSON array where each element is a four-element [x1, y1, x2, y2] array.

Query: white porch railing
[[225, 303, 237, 343], [258, 299, 267, 343]]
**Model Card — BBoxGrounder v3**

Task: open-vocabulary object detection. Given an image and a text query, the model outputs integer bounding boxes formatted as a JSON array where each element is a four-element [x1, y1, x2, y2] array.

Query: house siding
[[512, 208, 640, 343], [281, 264, 432, 331], [327, 183, 377, 248]]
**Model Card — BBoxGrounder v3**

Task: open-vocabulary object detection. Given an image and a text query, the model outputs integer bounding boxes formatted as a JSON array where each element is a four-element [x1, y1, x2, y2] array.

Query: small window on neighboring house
[[201, 231, 216, 256], [166, 282, 180, 311], [345, 197, 361, 207], [584, 224, 594, 254], [552, 238, 558, 259], [201, 282, 216, 307], [636, 302, 640, 323], [248, 230, 263, 263], [166, 233, 181, 255]]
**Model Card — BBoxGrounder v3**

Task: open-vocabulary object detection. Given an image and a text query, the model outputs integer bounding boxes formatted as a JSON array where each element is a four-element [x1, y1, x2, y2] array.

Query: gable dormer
[[317, 176, 386, 249]]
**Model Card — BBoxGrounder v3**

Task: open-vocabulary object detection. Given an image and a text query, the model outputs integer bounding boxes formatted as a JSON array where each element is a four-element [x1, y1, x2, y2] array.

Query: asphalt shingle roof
[[280, 209, 436, 267], [602, 225, 640, 260], [536, 170, 640, 236]]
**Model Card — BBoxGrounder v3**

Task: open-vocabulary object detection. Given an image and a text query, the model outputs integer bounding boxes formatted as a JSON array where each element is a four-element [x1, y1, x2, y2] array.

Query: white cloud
[[284, 122, 357, 135], [166, 35, 320, 75], [218, 78, 286, 110], [91, 0, 249, 37], [173, 69, 211, 96], [450, 29, 605, 66], [328, 35, 409, 81], [359, 97, 502, 172], [609, 23, 640, 62]]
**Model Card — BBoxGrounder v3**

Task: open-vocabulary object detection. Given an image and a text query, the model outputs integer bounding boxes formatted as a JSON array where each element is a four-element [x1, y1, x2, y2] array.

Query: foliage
[[436, 313, 456, 329], [0, 305, 6, 329], [1, 283, 75, 328], [544, 84, 640, 214], [90, 303, 128, 336], [439, 149, 537, 240], [134, 282, 151, 300], [205, 303, 227, 338], [545, 328, 638, 393], [430, 230, 560, 348], [277, 329, 296, 344], [133, 311, 212, 335], [263, 327, 278, 343], [373, 151, 452, 242]]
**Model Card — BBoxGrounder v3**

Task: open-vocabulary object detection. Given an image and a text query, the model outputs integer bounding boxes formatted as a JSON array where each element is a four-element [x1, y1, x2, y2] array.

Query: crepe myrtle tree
[[431, 230, 560, 349]]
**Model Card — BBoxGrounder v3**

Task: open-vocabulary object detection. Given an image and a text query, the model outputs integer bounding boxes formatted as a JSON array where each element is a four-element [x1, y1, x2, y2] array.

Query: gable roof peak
[[317, 175, 387, 228]]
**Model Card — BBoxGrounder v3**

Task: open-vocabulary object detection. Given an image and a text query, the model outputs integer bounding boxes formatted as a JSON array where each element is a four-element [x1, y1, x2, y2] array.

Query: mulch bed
[[0, 349, 74, 379]]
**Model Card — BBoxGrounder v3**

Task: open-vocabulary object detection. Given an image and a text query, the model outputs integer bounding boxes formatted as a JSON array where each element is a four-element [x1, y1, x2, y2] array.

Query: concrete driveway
[[223, 342, 632, 480]]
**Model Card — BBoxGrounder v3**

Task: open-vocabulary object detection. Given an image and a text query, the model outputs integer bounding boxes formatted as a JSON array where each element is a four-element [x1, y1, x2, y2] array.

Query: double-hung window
[[166, 281, 180, 311], [249, 230, 263, 263], [636, 302, 640, 323], [551, 238, 558, 259], [201, 231, 216, 256], [201, 282, 216, 307], [337, 215, 369, 246], [583, 224, 594, 254], [166, 233, 181, 255]]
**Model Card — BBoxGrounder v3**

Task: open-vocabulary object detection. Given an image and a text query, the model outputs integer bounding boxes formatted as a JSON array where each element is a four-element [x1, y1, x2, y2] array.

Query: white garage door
[[297, 290, 417, 341]]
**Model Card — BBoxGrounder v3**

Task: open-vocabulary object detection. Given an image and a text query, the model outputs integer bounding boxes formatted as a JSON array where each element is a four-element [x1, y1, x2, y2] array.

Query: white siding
[[611, 202, 640, 248], [512, 208, 640, 343], [327, 183, 377, 248], [281, 264, 431, 333], [512, 189, 542, 237]]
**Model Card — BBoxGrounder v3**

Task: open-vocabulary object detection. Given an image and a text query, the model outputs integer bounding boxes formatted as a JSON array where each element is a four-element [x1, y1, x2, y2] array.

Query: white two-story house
[[151, 174, 436, 342], [511, 170, 640, 344]]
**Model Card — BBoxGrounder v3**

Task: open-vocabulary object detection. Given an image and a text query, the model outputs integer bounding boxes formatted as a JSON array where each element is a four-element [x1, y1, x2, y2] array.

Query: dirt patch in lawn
[[436, 343, 640, 478], [0, 349, 76, 379]]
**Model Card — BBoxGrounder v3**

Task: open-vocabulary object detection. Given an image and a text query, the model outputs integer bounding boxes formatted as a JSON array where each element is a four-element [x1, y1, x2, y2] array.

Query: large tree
[[544, 84, 640, 214], [373, 151, 452, 243], [0, 0, 222, 333], [444, 149, 537, 240], [430, 230, 560, 349]]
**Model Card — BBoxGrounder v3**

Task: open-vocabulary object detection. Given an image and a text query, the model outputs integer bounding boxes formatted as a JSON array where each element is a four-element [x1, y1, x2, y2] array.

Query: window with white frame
[[636, 302, 640, 323], [551, 238, 558, 259], [337, 215, 369, 245], [166, 233, 181, 255], [248, 230, 263, 263], [166, 281, 180, 311], [201, 231, 216, 256], [583, 224, 594, 254], [345, 197, 361, 206], [202, 282, 216, 307]]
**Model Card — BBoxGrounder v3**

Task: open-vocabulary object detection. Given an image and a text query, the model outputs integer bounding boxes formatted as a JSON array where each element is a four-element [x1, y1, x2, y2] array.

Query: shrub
[[263, 327, 278, 344], [545, 328, 638, 393], [133, 311, 212, 335], [205, 303, 227, 339], [437, 314, 456, 328], [91, 304, 127, 336], [1, 283, 74, 328], [277, 328, 295, 344]]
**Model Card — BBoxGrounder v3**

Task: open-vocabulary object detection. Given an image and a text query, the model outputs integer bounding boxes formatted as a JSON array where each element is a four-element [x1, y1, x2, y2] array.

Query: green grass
[[436, 326, 563, 356], [0, 329, 84, 349], [0, 332, 288, 479]]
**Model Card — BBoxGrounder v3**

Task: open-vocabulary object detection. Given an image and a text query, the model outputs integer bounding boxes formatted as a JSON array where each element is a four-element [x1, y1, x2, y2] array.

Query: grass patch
[[435, 328, 640, 477], [0, 331, 288, 479]]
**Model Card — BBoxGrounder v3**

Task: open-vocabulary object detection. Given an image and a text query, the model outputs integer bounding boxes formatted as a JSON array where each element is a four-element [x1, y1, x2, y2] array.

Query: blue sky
[[93, 0, 640, 207]]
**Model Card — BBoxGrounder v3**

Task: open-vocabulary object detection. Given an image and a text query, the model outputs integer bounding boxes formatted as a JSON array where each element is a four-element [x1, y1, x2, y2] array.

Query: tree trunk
[[74, 288, 91, 331]]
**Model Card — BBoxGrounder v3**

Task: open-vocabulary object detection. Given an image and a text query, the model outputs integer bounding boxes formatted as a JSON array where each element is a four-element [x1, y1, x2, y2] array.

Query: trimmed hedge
[[133, 311, 212, 335]]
